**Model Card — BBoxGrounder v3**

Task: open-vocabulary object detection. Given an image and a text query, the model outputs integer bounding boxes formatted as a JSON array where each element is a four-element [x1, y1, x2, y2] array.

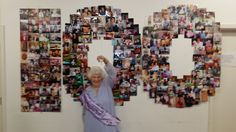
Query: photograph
[[20, 8, 61, 112], [142, 5, 222, 108]]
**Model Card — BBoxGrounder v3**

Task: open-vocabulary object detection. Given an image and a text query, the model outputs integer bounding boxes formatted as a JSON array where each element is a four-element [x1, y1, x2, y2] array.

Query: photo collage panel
[[63, 5, 141, 106], [142, 5, 222, 108], [20, 9, 61, 112]]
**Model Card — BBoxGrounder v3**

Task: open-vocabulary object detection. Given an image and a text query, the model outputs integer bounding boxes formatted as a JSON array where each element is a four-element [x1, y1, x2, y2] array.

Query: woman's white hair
[[87, 66, 106, 79]]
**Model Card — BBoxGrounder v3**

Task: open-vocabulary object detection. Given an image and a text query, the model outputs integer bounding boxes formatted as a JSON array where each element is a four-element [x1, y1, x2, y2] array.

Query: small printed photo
[[201, 88, 208, 102], [159, 46, 170, 54], [122, 58, 131, 69], [82, 35, 92, 44], [114, 99, 124, 106], [90, 16, 100, 23], [199, 8, 207, 17], [112, 8, 121, 19], [39, 41, 49, 51], [97, 26, 106, 35], [162, 9, 170, 20], [82, 7, 92, 18], [38, 9, 51, 18], [28, 24, 39, 33], [159, 55, 169, 64], [178, 28, 187, 35], [202, 26, 211, 35], [153, 12, 162, 23], [50, 43, 61, 50], [132, 24, 139, 35], [50, 33, 61, 42], [50, 58, 61, 66], [82, 24, 91, 35], [21, 52, 28, 63], [20, 19, 29, 31], [168, 6, 177, 14], [20, 9, 29, 19], [213, 22, 221, 32], [133, 35, 141, 45], [98, 16, 106, 27], [39, 33, 50, 42], [105, 6, 113, 17], [177, 5, 186, 15], [69, 67, 82, 76], [184, 94, 196, 107], [21, 41, 28, 52], [134, 45, 141, 54], [121, 13, 128, 20], [175, 97, 185, 108], [159, 38, 171, 47], [170, 10, 179, 20], [50, 9, 61, 17], [28, 17, 39, 27], [185, 30, 195, 38], [149, 88, 157, 98], [112, 38, 122, 46], [28, 9, 38, 17], [38, 16, 50, 25], [195, 21, 205, 31], [50, 25, 61, 33], [28, 41, 40, 51], [49, 49, 61, 57], [98, 5, 106, 16], [65, 23, 73, 33], [114, 45, 124, 59], [70, 14, 79, 25], [126, 18, 134, 28], [143, 26, 154, 38], [91, 6, 99, 16], [63, 65, 71, 75], [124, 36, 133, 46], [159, 63, 170, 71], [92, 32, 98, 39], [213, 32, 222, 44], [113, 58, 123, 68], [39, 24, 51, 33], [104, 32, 115, 40], [38, 58, 50, 67], [171, 20, 178, 33], [142, 37, 151, 48], [39, 87, 51, 96], [178, 15, 187, 28], [20, 31, 29, 42]]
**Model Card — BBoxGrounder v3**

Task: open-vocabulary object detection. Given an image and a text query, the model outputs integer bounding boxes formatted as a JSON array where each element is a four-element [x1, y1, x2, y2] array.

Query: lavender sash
[[80, 92, 120, 126]]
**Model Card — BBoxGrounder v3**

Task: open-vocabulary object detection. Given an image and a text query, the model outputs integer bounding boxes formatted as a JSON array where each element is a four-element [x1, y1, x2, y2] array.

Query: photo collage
[[19, 5, 222, 111], [142, 5, 222, 108], [62, 5, 141, 106], [20, 9, 61, 112]]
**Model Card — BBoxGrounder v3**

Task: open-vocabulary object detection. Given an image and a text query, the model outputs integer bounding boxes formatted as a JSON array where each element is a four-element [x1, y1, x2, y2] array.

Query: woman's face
[[91, 73, 102, 87]]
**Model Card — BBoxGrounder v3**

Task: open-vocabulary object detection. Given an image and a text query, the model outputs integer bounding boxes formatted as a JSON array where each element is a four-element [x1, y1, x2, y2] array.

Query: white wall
[[0, 26, 6, 132], [208, 32, 236, 132], [1, 0, 236, 132], [0, 0, 2, 25]]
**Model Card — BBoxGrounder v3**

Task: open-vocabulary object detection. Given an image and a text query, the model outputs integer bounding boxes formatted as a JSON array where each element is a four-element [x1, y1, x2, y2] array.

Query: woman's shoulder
[[84, 86, 93, 93]]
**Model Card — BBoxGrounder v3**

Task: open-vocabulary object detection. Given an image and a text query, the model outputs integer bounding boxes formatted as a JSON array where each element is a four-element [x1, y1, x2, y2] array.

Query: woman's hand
[[97, 55, 109, 64]]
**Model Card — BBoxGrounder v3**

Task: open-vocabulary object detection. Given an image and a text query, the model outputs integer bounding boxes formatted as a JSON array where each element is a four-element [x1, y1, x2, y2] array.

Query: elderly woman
[[80, 55, 120, 132]]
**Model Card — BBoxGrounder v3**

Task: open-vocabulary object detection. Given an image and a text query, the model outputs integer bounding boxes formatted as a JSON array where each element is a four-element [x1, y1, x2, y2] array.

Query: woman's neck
[[92, 86, 100, 96]]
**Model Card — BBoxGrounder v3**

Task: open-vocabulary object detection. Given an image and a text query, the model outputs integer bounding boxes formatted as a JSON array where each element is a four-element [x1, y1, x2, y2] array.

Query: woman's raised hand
[[97, 55, 109, 64]]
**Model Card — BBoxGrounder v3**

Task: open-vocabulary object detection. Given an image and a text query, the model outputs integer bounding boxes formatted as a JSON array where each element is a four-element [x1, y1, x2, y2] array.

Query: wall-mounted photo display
[[62, 5, 141, 106], [20, 9, 61, 112], [142, 5, 222, 108]]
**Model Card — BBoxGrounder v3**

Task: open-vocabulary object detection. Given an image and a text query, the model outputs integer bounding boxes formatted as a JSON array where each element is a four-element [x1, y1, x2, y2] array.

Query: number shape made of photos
[[20, 9, 62, 112], [63, 5, 141, 106], [142, 5, 222, 108]]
